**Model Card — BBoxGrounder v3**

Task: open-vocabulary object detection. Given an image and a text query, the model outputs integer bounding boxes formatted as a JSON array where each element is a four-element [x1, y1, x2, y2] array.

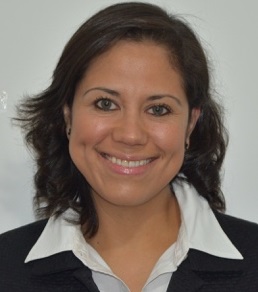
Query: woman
[[0, 2, 258, 291]]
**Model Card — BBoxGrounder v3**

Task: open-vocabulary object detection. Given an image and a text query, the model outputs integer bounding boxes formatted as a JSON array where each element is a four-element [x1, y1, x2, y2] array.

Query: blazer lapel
[[167, 256, 204, 292], [73, 268, 100, 292], [167, 249, 244, 292], [28, 251, 100, 292]]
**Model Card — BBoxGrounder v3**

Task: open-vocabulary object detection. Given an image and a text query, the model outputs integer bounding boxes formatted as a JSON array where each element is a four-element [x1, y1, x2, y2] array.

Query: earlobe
[[190, 108, 201, 132], [63, 105, 72, 138], [186, 108, 201, 145]]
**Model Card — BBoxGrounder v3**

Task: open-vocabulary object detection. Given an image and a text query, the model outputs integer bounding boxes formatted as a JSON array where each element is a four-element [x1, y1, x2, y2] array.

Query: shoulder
[[214, 211, 258, 258], [214, 210, 258, 237], [0, 219, 48, 245], [0, 220, 48, 266]]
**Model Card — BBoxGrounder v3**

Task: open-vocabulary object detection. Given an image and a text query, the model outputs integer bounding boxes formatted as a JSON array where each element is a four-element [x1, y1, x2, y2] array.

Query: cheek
[[68, 115, 115, 178], [68, 115, 110, 175], [151, 122, 187, 153], [70, 113, 110, 147]]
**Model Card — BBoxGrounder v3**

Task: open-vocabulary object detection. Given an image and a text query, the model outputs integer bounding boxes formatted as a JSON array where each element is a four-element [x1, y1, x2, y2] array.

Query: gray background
[[1, 0, 257, 233]]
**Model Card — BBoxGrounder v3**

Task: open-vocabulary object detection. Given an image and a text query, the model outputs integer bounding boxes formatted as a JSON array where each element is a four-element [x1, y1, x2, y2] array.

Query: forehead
[[74, 40, 187, 106], [84, 40, 182, 82]]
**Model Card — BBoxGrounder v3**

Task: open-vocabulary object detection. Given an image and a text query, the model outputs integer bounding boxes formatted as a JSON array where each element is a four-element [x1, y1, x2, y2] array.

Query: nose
[[112, 112, 148, 146]]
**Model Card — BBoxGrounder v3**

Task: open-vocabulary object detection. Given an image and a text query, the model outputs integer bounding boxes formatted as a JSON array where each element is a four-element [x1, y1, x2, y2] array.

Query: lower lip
[[100, 155, 156, 175]]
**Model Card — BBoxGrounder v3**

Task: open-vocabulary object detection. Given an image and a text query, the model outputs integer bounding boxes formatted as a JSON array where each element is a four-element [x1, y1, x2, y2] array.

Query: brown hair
[[17, 2, 227, 237]]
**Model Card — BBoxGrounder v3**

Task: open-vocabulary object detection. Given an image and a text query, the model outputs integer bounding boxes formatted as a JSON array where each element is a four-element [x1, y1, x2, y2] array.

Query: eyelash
[[94, 97, 172, 116], [94, 97, 118, 111], [147, 103, 172, 116]]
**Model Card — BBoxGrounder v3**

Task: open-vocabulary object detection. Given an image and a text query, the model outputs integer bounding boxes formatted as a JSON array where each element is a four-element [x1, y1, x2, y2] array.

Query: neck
[[86, 188, 181, 253], [85, 188, 181, 291]]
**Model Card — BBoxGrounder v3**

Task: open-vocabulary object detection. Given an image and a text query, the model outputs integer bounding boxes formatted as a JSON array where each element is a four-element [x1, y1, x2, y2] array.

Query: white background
[[0, 0, 257, 233]]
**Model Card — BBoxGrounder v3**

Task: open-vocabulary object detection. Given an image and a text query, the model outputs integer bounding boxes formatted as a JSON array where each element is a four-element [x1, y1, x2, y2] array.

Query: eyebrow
[[83, 86, 182, 106], [147, 94, 182, 106], [83, 87, 120, 97]]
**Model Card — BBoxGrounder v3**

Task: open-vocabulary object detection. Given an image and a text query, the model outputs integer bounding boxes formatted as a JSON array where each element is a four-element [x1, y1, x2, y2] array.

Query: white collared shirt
[[25, 180, 243, 292]]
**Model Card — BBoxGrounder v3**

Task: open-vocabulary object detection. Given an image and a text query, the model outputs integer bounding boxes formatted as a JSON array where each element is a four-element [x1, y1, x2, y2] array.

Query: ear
[[63, 104, 72, 138], [186, 108, 201, 145]]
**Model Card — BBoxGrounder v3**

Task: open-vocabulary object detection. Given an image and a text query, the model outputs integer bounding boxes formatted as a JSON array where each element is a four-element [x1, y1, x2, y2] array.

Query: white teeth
[[121, 160, 128, 167], [106, 155, 151, 168]]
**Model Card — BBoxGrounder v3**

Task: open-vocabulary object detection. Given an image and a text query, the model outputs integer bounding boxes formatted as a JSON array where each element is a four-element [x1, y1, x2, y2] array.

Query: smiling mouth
[[101, 153, 154, 168]]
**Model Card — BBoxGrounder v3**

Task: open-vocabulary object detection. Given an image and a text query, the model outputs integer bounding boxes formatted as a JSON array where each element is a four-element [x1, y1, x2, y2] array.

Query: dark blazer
[[0, 211, 258, 292]]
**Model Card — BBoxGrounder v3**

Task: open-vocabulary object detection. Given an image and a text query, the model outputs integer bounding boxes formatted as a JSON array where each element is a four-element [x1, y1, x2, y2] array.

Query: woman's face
[[64, 40, 199, 208]]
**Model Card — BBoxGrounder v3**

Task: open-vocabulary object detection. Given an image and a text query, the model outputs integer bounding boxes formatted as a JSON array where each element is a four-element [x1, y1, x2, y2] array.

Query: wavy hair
[[16, 2, 227, 237]]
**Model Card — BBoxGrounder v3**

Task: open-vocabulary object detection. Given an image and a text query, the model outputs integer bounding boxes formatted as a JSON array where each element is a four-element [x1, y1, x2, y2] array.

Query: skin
[[64, 40, 200, 291]]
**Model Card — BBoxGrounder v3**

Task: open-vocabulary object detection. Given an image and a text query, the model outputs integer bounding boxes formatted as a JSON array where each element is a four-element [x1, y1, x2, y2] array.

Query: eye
[[95, 97, 118, 111], [147, 104, 171, 116]]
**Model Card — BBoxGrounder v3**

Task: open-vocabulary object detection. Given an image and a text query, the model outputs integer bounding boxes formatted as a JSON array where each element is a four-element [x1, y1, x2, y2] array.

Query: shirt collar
[[173, 179, 243, 260], [25, 180, 243, 264]]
